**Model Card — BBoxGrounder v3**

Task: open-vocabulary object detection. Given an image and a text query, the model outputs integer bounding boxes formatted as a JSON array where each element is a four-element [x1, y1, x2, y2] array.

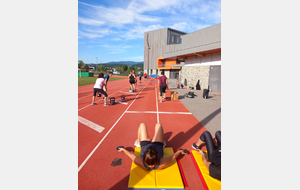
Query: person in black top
[[128, 71, 136, 91], [117, 123, 187, 170], [192, 131, 221, 180]]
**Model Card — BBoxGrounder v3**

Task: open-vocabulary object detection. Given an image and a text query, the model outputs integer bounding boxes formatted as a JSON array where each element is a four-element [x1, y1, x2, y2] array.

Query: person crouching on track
[[92, 73, 109, 106], [128, 71, 136, 91], [117, 123, 187, 170]]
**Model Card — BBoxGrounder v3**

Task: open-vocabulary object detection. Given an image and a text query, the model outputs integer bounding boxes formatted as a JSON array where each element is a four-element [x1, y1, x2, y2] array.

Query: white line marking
[[78, 116, 105, 133], [78, 80, 150, 172], [125, 111, 192, 114], [155, 81, 159, 123], [115, 101, 128, 105], [119, 91, 138, 95], [78, 87, 128, 112]]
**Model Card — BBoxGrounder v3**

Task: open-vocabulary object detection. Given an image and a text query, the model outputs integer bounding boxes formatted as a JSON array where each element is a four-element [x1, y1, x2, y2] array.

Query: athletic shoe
[[92, 102, 96, 105], [163, 140, 167, 147], [103, 103, 110, 106], [192, 143, 200, 150], [134, 139, 140, 147], [160, 100, 163, 103]]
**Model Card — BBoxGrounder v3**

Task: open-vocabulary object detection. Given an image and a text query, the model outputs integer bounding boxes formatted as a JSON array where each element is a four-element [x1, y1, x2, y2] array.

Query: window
[[171, 35, 174, 43], [170, 34, 182, 44]]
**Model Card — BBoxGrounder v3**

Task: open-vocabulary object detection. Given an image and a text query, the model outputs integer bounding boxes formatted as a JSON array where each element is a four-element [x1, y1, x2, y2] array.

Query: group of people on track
[[92, 70, 146, 106], [90, 70, 221, 180]]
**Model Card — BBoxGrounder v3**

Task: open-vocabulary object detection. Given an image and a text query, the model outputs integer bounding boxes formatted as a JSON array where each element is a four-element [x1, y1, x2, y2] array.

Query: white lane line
[[119, 91, 138, 95], [78, 80, 150, 172], [115, 101, 128, 105], [155, 80, 159, 123], [78, 116, 105, 133], [125, 111, 192, 114], [78, 87, 128, 112]]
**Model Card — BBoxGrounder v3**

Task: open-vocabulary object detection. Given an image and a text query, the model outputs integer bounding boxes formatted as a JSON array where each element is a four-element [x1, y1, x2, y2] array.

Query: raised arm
[[158, 149, 186, 169], [118, 147, 146, 170]]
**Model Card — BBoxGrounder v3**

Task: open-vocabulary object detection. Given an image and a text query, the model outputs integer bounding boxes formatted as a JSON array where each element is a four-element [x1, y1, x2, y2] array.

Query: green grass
[[78, 77, 125, 86]]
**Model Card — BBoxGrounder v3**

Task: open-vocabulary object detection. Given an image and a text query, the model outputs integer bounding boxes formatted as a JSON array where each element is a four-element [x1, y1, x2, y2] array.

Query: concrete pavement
[[167, 79, 221, 136]]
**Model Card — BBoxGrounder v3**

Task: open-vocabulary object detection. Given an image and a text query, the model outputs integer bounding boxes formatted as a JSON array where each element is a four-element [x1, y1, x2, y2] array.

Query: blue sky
[[78, 0, 221, 64]]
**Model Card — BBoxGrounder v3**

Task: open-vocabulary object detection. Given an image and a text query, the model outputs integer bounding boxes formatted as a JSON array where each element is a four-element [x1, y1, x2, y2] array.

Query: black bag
[[187, 92, 194, 98], [203, 89, 209, 99], [196, 80, 201, 90]]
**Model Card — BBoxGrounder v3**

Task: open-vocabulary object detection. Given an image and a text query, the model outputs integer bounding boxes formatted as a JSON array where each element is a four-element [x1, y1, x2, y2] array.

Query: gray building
[[144, 23, 221, 92]]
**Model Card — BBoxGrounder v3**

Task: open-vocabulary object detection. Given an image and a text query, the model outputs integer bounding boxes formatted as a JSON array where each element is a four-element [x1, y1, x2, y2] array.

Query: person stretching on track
[[117, 123, 187, 170], [92, 73, 109, 106], [128, 71, 136, 91], [192, 131, 221, 180]]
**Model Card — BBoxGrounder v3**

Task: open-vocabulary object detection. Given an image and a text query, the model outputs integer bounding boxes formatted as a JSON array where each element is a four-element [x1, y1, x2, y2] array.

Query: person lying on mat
[[117, 123, 187, 170], [192, 131, 221, 180]]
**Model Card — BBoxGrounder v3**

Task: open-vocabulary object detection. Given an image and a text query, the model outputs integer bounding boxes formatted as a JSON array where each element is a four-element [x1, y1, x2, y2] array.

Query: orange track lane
[[78, 77, 211, 190]]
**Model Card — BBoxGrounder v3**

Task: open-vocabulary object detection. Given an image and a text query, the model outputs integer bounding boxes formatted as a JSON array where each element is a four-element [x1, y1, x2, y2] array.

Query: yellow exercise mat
[[128, 147, 184, 189], [156, 148, 184, 189], [191, 150, 221, 190], [128, 147, 156, 189]]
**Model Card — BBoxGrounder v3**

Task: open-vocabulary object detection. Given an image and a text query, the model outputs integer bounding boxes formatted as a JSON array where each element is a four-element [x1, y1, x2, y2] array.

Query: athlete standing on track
[[158, 70, 168, 103], [139, 72, 142, 83], [103, 71, 113, 99], [92, 73, 109, 106], [132, 69, 138, 87], [128, 71, 136, 91]]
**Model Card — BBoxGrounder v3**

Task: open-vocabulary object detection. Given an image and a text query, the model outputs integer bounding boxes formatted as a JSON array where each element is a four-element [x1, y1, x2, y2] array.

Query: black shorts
[[160, 85, 167, 96], [139, 77, 142, 80], [130, 80, 135, 84], [140, 141, 164, 147], [93, 88, 108, 97]]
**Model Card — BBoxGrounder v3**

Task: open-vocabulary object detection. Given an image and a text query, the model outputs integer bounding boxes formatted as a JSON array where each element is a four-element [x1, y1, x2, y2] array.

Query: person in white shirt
[[92, 73, 109, 106]]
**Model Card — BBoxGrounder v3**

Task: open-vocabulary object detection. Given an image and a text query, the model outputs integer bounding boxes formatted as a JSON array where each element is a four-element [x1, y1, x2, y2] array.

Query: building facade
[[144, 23, 221, 92]]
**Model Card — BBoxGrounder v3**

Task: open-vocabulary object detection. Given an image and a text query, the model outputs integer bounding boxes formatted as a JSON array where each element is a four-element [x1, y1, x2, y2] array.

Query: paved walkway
[[167, 79, 221, 135]]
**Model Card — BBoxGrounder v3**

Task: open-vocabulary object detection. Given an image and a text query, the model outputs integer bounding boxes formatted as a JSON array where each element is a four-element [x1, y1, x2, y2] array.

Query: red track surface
[[78, 76, 210, 190]]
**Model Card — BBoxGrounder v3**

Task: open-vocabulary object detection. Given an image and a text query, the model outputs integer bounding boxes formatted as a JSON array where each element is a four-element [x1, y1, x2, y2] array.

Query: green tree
[[96, 65, 107, 72], [116, 66, 121, 72], [84, 64, 90, 72], [78, 60, 84, 69], [121, 64, 128, 72]]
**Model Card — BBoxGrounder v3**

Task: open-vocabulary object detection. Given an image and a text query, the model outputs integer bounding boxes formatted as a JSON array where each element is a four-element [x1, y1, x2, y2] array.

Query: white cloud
[[78, 17, 105, 26], [169, 22, 211, 33], [121, 24, 163, 39], [78, 30, 104, 38], [78, 0, 221, 40]]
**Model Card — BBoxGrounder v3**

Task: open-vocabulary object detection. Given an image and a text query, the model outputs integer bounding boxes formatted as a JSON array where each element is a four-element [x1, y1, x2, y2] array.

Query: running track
[[78, 76, 210, 190]]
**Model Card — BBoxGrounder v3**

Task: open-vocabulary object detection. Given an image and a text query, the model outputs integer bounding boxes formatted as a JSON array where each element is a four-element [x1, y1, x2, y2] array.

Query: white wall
[[185, 52, 221, 66]]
